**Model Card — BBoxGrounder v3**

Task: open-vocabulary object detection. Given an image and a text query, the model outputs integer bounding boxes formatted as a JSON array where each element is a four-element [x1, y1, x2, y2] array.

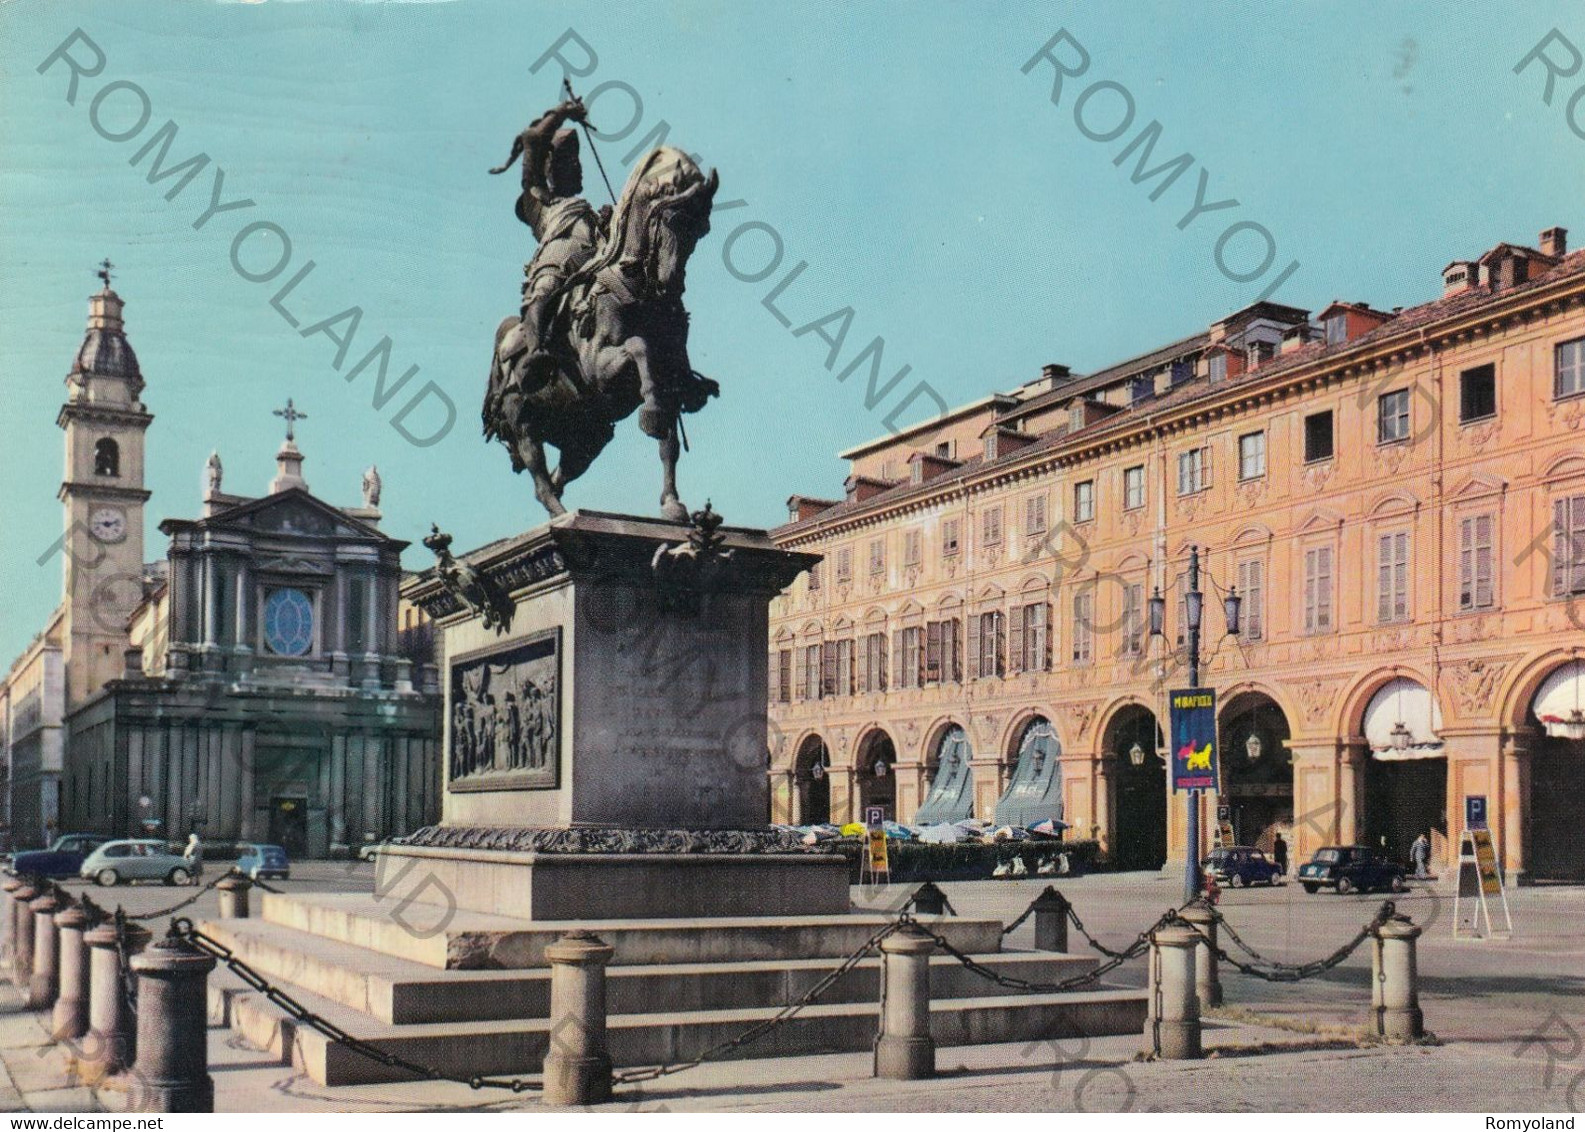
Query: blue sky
[[3, 0, 1584, 663]]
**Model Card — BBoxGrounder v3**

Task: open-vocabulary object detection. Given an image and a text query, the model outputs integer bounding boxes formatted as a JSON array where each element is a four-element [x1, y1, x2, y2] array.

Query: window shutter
[[1202, 444, 1213, 489], [891, 630, 904, 690], [949, 618, 962, 682], [770, 651, 782, 702], [1475, 515, 1494, 609], [795, 649, 808, 700], [1378, 535, 1392, 623], [1554, 499, 1569, 596], [1458, 518, 1474, 610], [1008, 604, 1025, 675], [822, 641, 837, 697], [967, 611, 982, 679], [1043, 603, 1054, 669], [995, 612, 1007, 676], [1319, 546, 1333, 629]]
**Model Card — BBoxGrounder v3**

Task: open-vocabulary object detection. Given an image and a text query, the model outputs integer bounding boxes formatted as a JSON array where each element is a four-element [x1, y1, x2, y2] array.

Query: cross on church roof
[[273, 398, 308, 443], [96, 258, 114, 289]]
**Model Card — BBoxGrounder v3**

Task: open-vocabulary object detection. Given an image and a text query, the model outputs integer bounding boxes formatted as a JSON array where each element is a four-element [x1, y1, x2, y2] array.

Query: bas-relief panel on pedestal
[[448, 629, 560, 792]]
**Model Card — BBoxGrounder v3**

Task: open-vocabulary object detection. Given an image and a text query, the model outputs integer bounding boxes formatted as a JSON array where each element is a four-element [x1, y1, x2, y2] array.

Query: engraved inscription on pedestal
[[448, 629, 560, 792]]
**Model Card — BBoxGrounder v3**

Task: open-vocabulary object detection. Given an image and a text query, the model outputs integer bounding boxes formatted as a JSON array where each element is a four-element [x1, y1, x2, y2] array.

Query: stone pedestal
[[395, 510, 841, 920]]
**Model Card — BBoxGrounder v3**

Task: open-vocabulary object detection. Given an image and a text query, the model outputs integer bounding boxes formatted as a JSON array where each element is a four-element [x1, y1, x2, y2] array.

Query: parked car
[[235, 843, 290, 881], [9, 834, 112, 879], [79, 840, 197, 887], [1297, 845, 1408, 894], [1202, 845, 1283, 888]]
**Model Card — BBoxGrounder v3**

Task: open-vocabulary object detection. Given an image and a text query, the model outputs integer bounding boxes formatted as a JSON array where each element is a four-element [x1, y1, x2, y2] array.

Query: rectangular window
[[1025, 494, 1047, 537], [1072, 591, 1093, 664], [1208, 353, 1227, 383], [1177, 448, 1209, 495], [868, 539, 885, 576], [808, 562, 821, 592], [859, 631, 888, 692], [1552, 495, 1585, 596], [1121, 583, 1144, 657], [1074, 480, 1095, 523], [1123, 465, 1146, 511], [820, 640, 838, 696], [835, 546, 852, 583], [1238, 559, 1264, 641], [801, 645, 821, 700], [776, 649, 792, 703], [942, 518, 960, 557], [1460, 364, 1497, 423], [982, 506, 1003, 546], [1378, 389, 1410, 443], [1459, 515, 1495, 611], [1377, 531, 1410, 623], [1304, 410, 1334, 463], [1304, 546, 1334, 634], [1238, 431, 1266, 481], [894, 626, 923, 689], [972, 610, 1005, 679], [1556, 337, 1585, 399], [1325, 312, 1348, 346], [1015, 601, 1050, 672], [924, 618, 961, 684], [903, 529, 922, 567]]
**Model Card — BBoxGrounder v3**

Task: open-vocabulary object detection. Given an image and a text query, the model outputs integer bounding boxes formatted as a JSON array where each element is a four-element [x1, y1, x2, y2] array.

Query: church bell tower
[[56, 260, 153, 706]]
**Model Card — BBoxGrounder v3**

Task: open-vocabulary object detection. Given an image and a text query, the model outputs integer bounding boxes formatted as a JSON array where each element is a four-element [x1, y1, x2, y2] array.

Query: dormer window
[[1325, 313, 1347, 346], [1208, 353, 1227, 383]]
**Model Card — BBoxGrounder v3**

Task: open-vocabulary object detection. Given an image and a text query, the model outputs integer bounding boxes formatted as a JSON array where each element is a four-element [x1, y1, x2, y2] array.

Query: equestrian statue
[[482, 92, 720, 520]]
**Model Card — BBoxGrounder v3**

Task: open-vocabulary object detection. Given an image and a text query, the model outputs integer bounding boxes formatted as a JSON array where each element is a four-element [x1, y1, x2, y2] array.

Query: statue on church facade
[[481, 90, 720, 521], [204, 450, 223, 496], [362, 465, 381, 508]]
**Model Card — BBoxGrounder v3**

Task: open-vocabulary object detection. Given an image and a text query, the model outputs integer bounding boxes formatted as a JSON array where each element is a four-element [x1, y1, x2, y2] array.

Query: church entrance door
[[268, 795, 309, 857]]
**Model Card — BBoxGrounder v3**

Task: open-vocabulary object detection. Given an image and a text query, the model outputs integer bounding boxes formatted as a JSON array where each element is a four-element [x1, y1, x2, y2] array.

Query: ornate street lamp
[[1245, 732, 1262, 761], [1128, 741, 1146, 768], [873, 757, 889, 779], [1147, 545, 1241, 902], [1389, 720, 1413, 752]]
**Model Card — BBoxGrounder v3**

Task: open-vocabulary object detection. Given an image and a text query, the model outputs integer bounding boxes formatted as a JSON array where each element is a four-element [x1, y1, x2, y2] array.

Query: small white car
[[79, 839, 198, 887]]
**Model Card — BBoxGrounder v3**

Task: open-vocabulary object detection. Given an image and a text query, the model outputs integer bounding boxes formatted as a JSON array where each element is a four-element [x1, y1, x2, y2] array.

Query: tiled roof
[[775, 246, 1585, 541]]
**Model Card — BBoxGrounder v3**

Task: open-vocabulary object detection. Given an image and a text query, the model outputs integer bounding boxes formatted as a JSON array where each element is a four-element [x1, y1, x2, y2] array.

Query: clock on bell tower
[[56, 260, 153, 707]]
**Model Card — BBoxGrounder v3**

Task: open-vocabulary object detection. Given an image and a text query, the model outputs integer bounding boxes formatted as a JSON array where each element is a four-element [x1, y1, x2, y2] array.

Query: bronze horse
[[485, 147, 720, 520]]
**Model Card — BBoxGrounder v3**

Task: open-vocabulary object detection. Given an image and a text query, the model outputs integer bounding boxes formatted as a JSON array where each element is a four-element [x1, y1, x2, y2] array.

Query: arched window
[[94, 438, 120, 477]]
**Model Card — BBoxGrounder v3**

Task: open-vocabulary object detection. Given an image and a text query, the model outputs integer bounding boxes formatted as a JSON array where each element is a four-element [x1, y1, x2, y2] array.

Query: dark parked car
[[235, 843, 290, 881], [9, 834, 111, 879], [1203, 845, 1283, 888], [1297, 845, 1407, 894]]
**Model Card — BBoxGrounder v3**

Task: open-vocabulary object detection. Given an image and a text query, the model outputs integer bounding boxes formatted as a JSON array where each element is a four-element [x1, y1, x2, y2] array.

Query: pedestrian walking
[[1272, 832, 1289, 876], [184, 832, 203, 884], [1410, 831, 1431, 879]]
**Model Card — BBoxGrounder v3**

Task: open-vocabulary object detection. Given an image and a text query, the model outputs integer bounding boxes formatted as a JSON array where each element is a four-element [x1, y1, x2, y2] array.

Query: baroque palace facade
[[769, 225, 1585, 883]]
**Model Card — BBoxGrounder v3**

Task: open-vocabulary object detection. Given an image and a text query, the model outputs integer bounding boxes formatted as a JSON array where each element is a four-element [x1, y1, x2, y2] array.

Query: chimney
[[1042, 363, 1071, 383], [1541, 227, 1568, 259]]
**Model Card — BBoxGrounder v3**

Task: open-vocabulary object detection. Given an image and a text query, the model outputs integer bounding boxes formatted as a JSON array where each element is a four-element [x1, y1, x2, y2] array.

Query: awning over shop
[[1364, 677, 1445, 760], [994, 720, 1063, 828], [915, 726, 975, 825], [1533, 660, 1585, 740]]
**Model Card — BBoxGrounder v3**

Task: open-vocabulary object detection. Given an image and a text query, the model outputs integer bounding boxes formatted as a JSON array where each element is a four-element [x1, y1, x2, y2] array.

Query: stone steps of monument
[[208, 953, 1149, 1088], [258, 891, 1007, 969], [201, 917, 1102, 1025]]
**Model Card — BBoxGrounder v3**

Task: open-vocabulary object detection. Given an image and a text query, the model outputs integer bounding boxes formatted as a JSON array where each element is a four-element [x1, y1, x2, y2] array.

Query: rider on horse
[[484, 97, 605, 452]]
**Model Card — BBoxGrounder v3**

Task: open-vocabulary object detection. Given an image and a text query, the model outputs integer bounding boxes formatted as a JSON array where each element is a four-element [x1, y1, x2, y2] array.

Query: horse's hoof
[[660, 498, 689, 523]]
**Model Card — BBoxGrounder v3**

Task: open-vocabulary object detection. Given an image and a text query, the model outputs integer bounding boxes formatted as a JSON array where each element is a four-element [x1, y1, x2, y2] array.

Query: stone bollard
[[2, 875, 26, 968], [27, 887, 64, 1010], [1031, 887, 1070, 952], [542, 932, 615, 1107], [215, 874, 250, 920], [874, 923, 937, 1080], [11, 881, 39, 992], [1143, 923, 1202, 1059], [1372, 916, 1424, 1043], [81, 917, 152, 1082], [52, 902, 92, 1042], [1180, 902, 1224, 1009], [909, 881, 948, 917], [129, 925, 218, 1113]]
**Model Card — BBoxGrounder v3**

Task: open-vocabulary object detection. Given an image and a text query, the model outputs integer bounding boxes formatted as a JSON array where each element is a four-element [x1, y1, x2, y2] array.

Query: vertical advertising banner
[[1169, 688, 1219, 793]]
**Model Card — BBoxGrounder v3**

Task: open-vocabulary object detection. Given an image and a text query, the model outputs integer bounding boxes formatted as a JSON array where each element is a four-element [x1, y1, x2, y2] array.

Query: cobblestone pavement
[[2, 866, 1581, 1112]]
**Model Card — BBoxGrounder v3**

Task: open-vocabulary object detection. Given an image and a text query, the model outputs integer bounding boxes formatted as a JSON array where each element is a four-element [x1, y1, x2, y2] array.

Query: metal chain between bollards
[[120, 870, 232, 923], [171, 919, 544, 1093], [1170, 901, 1402, 983], [113, 909, 138, 1013], [920, 909, 1180, 994], [614, 917, 908, 1083]]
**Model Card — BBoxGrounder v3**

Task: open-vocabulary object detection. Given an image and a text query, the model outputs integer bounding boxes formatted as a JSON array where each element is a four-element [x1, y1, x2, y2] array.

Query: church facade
[[0, 269, 442, 855]]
